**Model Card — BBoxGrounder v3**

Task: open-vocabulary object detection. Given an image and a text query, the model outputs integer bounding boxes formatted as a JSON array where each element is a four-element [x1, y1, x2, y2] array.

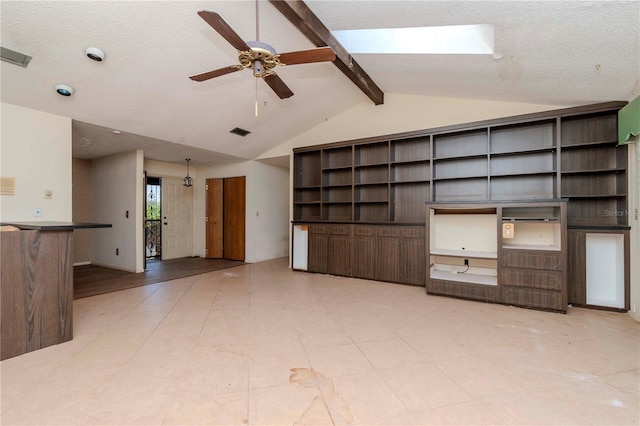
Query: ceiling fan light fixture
[[252, 59, 264, 77], [189, 11, 335, 99]]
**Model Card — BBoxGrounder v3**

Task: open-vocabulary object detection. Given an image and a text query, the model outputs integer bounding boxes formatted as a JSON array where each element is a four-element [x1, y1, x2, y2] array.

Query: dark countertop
[[1, 222, 112, 231]]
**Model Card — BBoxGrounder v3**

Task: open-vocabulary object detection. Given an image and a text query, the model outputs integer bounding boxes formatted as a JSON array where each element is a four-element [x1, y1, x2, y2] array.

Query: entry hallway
[[1, 258, 638, 425]]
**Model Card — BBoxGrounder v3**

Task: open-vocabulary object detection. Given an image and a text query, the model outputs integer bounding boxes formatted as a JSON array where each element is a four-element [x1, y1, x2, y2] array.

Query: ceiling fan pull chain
[[255, 78, 259, 117]]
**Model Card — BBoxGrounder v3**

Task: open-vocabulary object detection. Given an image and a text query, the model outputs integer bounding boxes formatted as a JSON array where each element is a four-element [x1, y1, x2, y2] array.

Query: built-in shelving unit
[[426, 200, 568, 312], [560, 111, 628, 227], [292, 101, 629, 307]]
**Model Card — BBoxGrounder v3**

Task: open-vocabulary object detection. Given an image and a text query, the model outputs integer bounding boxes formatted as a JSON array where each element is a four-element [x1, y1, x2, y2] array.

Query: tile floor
[[1, 257, 638, 425]]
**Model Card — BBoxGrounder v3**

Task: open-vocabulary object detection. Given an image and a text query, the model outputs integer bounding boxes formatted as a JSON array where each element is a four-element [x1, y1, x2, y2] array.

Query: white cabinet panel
[[586, 233, 625, 308]]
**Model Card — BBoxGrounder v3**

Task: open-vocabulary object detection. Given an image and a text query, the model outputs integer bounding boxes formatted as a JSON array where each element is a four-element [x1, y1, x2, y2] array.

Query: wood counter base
[[1, 229, 73, 360]]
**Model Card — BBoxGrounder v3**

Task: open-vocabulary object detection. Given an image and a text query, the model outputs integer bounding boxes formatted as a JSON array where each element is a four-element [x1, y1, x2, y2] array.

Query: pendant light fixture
[[183, 158, 193, 187]]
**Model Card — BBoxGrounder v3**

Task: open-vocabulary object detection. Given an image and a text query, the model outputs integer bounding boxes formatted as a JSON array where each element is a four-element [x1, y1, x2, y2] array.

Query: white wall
[[258, 94, 565, 159], [195, 160, 289, 263], [250, 161, 290, 261], [145, 159, 196, 181], [91, 150, 144, 272], [0, 102, 72, 222]]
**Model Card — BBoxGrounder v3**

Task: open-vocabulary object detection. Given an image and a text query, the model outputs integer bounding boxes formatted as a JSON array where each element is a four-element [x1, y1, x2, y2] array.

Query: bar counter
[[1, 222, 111, 360]]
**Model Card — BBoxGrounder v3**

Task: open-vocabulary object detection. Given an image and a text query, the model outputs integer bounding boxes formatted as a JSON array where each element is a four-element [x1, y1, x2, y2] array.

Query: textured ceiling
[[1, 1, 638, 166]]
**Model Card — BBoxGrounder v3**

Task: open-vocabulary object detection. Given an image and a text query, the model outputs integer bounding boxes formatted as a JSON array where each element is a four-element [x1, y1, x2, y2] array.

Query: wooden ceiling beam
[[268, 0, 384, 105]]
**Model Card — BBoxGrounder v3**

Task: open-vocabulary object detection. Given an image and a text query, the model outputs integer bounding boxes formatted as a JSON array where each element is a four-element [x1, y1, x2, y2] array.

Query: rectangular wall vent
[[1, 46, 32, 68], [230, 127, 251, 137]]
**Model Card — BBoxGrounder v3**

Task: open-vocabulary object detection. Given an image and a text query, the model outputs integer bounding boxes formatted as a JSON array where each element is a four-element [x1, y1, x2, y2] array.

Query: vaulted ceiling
[[2, 1, 638, 166]]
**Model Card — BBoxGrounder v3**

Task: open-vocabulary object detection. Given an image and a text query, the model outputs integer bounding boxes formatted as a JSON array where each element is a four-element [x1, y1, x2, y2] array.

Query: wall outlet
[[464, 259, 469, 266], [34, 208, 42, 217], [116, 248, 119, 256]]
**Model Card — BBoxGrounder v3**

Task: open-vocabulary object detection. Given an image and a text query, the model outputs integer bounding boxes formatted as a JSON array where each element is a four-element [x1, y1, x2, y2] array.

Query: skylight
[[331, 24, 494, 55]]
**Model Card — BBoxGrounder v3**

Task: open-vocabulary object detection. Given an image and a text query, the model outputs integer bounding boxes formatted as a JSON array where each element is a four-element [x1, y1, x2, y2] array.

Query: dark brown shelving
[[390, 159, 430, 165], [433, 129, 488, 159], [434, 174, 488, 182], [323, 146, 353, 169], [490, 146, 556, 157], [490, 120, 556, 153], [391, 163, 429, 183], [433, 153, 488, 161], [293, 101, 629, 307], [355, 141, 389, 166], [355, 181, 388, 186], [434, 177, 488, 202], [563, 194, 626, 198], [426, 200, 567, 312], [391, 136, 430, 163], [490, 152, 556, 177], [562, 168, 625, 175], [323, 183, 353, 188], [490, 171, 556, 178], [355, 164, 389, 185], [557, 139, 618, 149], [490, 175, 556, 201], [434, 157, 487, 180]]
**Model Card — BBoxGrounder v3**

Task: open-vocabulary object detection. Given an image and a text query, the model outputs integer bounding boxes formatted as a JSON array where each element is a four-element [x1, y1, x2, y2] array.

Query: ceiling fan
[[189, 9, 336, 99]]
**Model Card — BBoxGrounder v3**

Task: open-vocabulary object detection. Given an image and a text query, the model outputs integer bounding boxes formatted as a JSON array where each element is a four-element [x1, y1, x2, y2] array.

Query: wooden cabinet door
[[327, 225, 352, 277], [307, 226, 328, 273], [376, 236, 400, 283], [353, 232, 376, 279], [567, 229, 586, 305], [400, 237, 425, 285], [327, 235, 351, 276]]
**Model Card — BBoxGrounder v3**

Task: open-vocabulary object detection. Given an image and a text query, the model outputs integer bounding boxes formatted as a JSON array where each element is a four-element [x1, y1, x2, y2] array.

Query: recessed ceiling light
[[85, 47, 105, 61], [54, 84, 74, 96], [112, 130, 121, 134]]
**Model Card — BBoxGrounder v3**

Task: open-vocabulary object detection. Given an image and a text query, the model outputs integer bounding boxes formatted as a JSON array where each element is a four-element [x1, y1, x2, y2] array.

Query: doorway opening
[[145, 176, 162, 260]]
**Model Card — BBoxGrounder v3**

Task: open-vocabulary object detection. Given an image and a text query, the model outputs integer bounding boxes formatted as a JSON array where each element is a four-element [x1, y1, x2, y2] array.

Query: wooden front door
[[205, 176, 245, 261], [205, 178, 223, 258]]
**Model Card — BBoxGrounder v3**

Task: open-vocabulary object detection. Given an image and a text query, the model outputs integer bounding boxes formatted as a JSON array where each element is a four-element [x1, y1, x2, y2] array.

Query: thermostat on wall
[[0, 176, 15, 196]]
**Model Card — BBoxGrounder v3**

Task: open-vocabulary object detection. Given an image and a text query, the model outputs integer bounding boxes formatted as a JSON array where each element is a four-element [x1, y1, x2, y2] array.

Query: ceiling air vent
[[230, 127, 251, 137], [1, 46, 32, 68]]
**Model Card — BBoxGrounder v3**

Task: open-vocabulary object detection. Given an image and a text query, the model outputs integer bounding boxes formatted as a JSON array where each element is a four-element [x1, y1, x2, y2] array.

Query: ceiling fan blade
[[189, 65, 242, 82], [197, 11, 251, 52], [264, 73, 294, 99], [278, 47, 336, 65]]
